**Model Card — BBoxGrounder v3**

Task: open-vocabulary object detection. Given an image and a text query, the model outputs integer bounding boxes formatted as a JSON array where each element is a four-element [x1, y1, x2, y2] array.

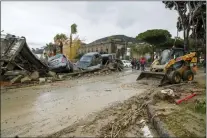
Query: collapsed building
[[0, 33, 49, 80]]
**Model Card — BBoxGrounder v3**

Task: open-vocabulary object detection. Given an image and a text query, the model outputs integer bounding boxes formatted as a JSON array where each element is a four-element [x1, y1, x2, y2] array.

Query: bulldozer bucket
[[136, 71, 169, 86]]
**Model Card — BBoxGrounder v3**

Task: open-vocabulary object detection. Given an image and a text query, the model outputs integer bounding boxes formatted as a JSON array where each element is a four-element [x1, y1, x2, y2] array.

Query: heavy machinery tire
[[168, 71, 181, 84], [183, 70, 194, 81]]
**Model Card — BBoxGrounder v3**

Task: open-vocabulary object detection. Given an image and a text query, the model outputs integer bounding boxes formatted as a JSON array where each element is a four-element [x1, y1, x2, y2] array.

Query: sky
[[2, 1, 181, 49]]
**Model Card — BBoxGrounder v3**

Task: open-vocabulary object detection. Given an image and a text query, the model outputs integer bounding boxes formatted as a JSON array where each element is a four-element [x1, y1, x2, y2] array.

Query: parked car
[[77, 52, 102, 70], [101, 53, 116, 65], [121, 60, 132, 68], [48, 54, 73, 73]]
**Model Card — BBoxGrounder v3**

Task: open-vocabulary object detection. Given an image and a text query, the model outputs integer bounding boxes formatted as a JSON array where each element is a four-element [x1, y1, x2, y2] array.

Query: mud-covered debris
[[10, 75, 23, 84], [4, 70, 28, 76], [39, 78, 46, 84], [154, 89, 180, 103], [161, 89, 175, 97], [46, 77, 55, 81], [30, 71, 39, 81], [47, 79, 52, 83], [131, 104, 138, 110], [48, 71, 57, 77], [21, 76, 32, 83], [58, 75, 64, 79], [1, 34, 49, 80]]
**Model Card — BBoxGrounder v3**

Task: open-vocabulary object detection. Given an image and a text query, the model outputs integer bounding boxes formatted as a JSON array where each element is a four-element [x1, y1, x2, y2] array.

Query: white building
[[126, 48, 131, 56]]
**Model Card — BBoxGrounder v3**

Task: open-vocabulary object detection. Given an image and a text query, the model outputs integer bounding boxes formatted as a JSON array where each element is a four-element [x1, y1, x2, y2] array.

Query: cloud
[[2, 1, 181, 48]]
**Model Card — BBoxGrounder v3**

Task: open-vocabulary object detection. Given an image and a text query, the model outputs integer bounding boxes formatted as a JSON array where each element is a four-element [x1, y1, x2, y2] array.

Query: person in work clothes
[[140, 57, 146, 71], [131, 58, 136, 69], [136, 59, 140, 70]]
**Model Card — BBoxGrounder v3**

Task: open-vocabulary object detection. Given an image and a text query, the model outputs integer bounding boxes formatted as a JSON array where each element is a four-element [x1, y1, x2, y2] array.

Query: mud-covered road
[[1, 69, 155, 137]]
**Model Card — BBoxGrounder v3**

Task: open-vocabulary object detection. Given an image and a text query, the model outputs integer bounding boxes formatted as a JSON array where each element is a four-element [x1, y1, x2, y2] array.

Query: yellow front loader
[[137, 48, 198, 86]]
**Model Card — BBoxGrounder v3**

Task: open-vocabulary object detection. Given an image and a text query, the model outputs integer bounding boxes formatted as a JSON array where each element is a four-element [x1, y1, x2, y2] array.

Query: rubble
[[4, 70, 28, 76], [39, 78, 46, 84], [160, 89, 175, 97], [1, 34, 124, 87], [58, 75, 64, 79], [153, 89, 179, 103], [48, 71, 57, 78], [30, 71, 39, 81], [21, 76, 32, 83], [10, 75, 23, 84], [1, 34, 49, 81], [47, 79, 52, 83]]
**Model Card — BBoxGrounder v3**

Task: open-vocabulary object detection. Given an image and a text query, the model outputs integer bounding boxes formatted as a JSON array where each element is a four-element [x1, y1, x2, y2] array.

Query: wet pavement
[[1, 69, 146, 137]]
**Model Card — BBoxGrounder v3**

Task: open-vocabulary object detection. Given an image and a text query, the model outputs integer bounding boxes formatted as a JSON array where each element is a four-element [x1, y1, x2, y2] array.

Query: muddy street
[[1, 69, 152, 137]]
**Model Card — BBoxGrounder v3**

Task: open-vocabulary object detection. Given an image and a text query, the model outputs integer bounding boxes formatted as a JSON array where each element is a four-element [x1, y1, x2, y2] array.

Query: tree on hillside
[[136, 29, 172, 60], [54, 33, 67, 54], [163, 1, 206, 52]]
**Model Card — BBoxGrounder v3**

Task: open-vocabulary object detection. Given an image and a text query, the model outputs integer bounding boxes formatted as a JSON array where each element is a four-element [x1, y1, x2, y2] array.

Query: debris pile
[[1, 34, 124, 87], [1, 34, 49, 82], [58, 61, 124, 80]]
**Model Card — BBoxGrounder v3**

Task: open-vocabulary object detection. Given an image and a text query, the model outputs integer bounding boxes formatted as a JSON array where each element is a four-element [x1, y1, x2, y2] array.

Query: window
[[80, 55, 93, 62], [92, 48, 94, 52]]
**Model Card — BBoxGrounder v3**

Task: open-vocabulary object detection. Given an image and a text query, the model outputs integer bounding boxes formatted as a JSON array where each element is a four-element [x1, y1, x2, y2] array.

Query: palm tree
[[54, 33, 67, 54], [69, 23, 78, 58], [46, 42, 55, 56]]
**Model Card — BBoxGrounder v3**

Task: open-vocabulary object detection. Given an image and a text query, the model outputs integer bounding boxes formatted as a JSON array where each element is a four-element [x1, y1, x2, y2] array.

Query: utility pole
[[124, 41, 126, 60], [124, 39, 127, 60]]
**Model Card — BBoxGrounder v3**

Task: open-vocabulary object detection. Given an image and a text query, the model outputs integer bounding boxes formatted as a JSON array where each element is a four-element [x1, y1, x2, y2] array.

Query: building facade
[[78, 40, 130, 59], [78, 41, 113, 54]]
